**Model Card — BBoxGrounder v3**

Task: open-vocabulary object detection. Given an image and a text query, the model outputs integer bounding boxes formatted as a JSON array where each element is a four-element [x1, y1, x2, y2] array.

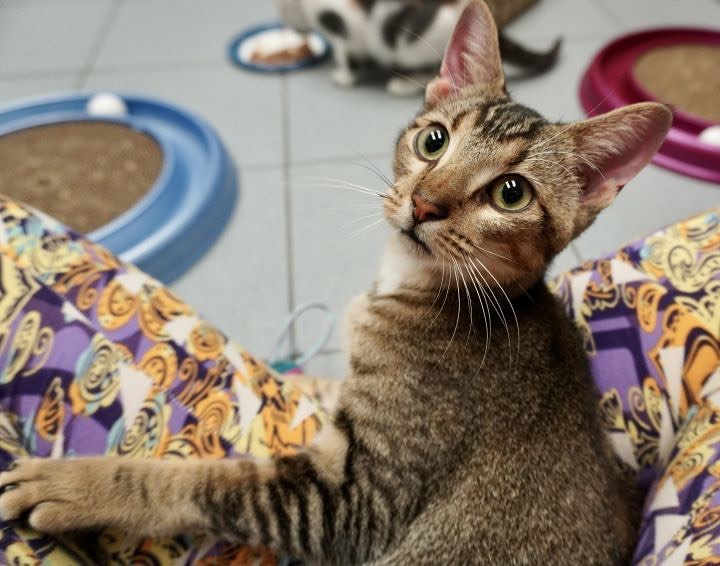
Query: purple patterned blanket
[[0, 198, 717, 564]]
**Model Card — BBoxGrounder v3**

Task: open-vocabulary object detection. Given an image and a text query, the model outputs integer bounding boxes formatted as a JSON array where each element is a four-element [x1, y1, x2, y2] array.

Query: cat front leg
[[0, 416, 396, 563], [0, 456, 222, 537], [328, 41, 357, 88]]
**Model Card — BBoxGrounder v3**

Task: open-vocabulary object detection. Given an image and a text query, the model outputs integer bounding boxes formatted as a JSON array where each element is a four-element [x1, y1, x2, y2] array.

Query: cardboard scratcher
[[0, 93, 238, 283], [580, 28, 720, 185], [0, 122, 162, 234]]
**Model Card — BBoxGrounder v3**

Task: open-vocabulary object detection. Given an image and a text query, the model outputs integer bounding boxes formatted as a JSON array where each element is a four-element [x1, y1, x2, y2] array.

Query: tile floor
[[0, 0, 718, 378]]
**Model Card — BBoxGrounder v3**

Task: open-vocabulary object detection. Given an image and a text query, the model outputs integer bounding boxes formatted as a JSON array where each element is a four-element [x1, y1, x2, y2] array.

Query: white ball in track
[[699, 125, 720, 147], [86, 93, 128, 118]]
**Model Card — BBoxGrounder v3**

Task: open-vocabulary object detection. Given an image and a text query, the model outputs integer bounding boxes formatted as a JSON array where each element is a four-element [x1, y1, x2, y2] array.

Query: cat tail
[[498, 33, 562, 76]]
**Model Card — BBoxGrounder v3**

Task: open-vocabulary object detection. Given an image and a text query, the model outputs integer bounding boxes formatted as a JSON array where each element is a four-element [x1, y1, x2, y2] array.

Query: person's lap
[[0, 198, 327, 563]]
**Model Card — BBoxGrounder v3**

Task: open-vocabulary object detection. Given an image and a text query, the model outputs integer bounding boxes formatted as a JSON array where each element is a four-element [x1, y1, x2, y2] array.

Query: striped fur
[[0, 2, 672, 564]]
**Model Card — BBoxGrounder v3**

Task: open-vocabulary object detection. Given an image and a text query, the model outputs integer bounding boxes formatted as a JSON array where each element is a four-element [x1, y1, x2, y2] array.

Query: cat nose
[[412, 193, 448, 223]]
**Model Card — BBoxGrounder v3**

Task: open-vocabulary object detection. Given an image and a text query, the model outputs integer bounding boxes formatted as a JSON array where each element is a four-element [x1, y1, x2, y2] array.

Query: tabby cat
[[0, 1, 671, 563], [281, 0, 561, 94]]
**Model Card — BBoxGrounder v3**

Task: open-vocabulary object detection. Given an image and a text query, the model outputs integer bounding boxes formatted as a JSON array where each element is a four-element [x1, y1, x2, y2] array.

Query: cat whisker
[[397, 25, 459, 93], [301, 176, 389, 198], [390, 70, 428, 92], [530, 85, 619, 151], [453, 255, 475, 347], [337, 212, 384, 236], [463, 255, 491, 368], [327, 203, 386, 212], [422, 259, 451, 338], [472, 256, 521, 370], [445, 238, 513, 360], [437, 257, 462, 365], [286, 181, 387, 200], [469, 241, 518, 265], [338, 216, 387, 245], [335, 142, 395, 189], [465, 255, 511, 366], [525, 150, 608, 187], [349, 162, 395, 190], [512, 278, 535, 303], [418, 255, 444, 325], [522, 157, 584, 193], [432, 241, 469, 365], [465, 257, 504, 341]]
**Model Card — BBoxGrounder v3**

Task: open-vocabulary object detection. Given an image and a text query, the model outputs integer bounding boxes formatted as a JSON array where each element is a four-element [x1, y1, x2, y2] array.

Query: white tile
[[94, 0, 276, 70], [171, 168, 289, 356], [84, 65, 284, 169], [0, 76, 76, 104], [290, 159, 392, 351], [594, 0, 720, 30], [504, 0, 619, 41], [0, 2, 113, 77], [287, 66, 421, 164], [575, 165, 718, 260], [2, 0, 114, 3]]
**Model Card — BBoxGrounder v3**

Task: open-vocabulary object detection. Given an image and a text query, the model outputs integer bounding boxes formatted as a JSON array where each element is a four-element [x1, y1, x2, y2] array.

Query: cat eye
[[414, 125, 449, 161], [487, 175, 534, 212]]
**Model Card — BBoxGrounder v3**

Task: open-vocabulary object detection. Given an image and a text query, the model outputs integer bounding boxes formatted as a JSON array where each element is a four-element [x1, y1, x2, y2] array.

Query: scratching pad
[[0, 121, 162, 233], [634, 44, 720, 123]]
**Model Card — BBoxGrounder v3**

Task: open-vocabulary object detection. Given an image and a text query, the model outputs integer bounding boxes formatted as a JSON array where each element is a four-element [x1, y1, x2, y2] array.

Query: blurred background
[[0, 0, 718, 378]]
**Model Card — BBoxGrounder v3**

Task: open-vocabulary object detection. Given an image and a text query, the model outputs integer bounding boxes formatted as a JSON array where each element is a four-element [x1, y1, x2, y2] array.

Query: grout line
[[0, 70, 79, 82], [243, 162, 286, 173], [281, 75, 297, 351], [72, 0, 124, 89], [588, 0, 625, 31], [82, 57, 232, 77], [291, 152, 393, 169]]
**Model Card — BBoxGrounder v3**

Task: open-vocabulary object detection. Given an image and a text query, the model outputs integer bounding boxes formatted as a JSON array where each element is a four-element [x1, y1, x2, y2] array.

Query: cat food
[[250, 41, 314, 65], [240, 28, 324, 68]]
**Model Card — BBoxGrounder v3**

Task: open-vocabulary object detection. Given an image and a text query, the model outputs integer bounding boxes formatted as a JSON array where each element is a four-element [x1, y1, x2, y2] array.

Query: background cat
[[280, 0, 561, 95]]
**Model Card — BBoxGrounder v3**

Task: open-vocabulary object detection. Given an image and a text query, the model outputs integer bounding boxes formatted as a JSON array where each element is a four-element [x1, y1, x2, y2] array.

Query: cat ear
[[567, 102, 672, 231], [425, 0, 504, 106]]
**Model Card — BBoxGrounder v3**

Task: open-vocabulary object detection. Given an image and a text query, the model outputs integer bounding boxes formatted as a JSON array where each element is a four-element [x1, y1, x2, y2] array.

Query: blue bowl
[[228, 22, 331, 73], [0, 92, 238, 283]]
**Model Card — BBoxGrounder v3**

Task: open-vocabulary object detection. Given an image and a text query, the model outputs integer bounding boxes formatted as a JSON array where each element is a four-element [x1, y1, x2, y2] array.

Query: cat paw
[[386, 77, 425, 97], [0, 458, 97, 533], [332, 67, 357, 88]]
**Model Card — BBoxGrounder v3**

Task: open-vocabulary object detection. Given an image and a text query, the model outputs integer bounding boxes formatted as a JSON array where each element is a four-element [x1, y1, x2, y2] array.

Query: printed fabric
[[0, 197, 719, 564]]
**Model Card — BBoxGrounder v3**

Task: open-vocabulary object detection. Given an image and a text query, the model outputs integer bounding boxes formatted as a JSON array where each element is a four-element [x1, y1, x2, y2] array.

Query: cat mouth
[[401, 228, 431, 254]]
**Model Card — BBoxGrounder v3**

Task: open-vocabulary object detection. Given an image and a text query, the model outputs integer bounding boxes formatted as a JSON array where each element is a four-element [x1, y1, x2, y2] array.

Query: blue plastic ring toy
[[228, 22, 331, 73], [0, 92, 238, 283]]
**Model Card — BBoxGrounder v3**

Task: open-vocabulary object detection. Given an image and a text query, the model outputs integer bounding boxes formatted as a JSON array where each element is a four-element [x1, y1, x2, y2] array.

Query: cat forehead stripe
[[468, 100, 547, 141]]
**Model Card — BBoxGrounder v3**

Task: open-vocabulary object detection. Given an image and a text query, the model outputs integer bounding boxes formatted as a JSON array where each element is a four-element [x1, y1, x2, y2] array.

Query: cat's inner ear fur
[[425, 0, 505, 107], [567, 102, 673, 236]]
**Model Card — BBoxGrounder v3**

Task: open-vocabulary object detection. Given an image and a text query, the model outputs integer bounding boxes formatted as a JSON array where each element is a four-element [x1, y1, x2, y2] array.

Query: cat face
[[383, 0, 671, 291]]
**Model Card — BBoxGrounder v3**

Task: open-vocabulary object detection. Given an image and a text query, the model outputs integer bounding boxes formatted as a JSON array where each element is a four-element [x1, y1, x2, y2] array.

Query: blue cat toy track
[[0, 92, 238, 283]]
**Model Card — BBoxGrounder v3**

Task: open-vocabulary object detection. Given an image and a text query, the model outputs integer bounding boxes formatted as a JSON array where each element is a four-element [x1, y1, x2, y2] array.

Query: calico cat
[[280, 0, 561, 95], [0, 1, 671, 563]]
